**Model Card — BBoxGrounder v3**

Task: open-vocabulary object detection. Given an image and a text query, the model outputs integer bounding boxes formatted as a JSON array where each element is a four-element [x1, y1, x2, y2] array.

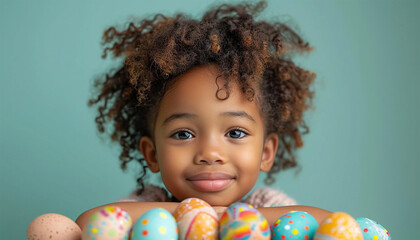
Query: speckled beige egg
[[27, 213, 82, 240]]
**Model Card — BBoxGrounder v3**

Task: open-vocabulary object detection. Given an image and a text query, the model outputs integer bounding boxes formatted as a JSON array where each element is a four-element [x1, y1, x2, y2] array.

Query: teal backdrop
[[1, 0, 419, 238]]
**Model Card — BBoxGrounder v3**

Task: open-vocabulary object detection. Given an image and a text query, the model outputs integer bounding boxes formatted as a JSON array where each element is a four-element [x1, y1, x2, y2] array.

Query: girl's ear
[[139, 136, 160, 173], [260, 133, 279, 172]]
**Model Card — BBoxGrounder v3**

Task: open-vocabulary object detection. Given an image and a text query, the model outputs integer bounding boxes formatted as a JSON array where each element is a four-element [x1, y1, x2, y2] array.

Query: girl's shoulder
[[242, 187, 297, 208]]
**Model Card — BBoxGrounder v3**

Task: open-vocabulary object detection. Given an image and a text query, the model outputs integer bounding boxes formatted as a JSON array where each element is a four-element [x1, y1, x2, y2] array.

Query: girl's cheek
[[161, 146, 193, 164]]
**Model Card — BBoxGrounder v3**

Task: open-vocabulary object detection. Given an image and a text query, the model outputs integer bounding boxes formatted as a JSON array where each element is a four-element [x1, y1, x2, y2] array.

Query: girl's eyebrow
[[220, 111, 256, 123], [162, 113, 197, 126], [162, 111, 255, 126]]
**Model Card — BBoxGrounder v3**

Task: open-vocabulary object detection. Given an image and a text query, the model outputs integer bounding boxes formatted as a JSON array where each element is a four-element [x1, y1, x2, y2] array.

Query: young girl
[[76, 0, 331, 228]]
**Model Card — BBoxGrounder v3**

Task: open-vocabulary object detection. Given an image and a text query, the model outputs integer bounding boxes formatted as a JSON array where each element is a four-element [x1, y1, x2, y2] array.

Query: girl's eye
[[171, 130, 194, 140], [226, 129, 247, 139]]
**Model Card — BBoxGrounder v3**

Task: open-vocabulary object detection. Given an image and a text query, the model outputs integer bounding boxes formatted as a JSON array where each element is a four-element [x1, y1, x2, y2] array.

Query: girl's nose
[[193, 138, 226, 165]]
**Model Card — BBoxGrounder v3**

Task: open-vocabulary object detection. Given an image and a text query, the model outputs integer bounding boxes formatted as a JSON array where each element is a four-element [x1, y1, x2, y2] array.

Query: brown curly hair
[[88, 0, 316, 195]]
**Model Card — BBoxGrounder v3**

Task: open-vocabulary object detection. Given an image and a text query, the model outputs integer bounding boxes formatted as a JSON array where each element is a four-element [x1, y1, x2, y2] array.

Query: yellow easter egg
[[314, 212, 363, 240]]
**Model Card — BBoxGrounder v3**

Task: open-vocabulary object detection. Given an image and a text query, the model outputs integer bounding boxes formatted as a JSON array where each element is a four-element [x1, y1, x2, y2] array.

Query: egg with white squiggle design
[[173, 198, 218, 239]]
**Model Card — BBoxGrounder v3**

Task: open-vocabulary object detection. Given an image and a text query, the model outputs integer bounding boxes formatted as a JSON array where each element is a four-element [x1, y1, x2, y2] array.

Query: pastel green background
[[1, 0, 419, 238]]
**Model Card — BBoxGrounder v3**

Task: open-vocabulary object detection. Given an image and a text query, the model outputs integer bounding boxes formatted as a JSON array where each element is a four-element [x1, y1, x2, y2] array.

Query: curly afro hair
[[88, 0, 316, 195]]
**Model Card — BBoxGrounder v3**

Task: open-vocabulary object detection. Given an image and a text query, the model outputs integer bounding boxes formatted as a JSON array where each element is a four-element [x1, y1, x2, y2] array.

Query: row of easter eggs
[[82, 198, 391, 240], [27, 197, 391, 240]]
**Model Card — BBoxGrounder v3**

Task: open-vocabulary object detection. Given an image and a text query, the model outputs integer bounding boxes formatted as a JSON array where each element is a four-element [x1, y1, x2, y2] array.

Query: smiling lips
[[186, 172, 235, 192]]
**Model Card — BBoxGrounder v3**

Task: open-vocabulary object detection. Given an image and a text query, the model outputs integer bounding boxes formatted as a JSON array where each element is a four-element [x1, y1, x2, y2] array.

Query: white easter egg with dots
[[81, 206, 132, 240]]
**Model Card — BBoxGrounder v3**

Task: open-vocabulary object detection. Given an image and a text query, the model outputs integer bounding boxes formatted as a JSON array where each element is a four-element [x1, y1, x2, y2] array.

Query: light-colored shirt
[[118, 185, 297, 207]]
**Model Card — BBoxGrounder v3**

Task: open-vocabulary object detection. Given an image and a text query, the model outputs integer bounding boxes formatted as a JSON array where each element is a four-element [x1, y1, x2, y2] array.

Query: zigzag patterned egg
[[219, 202, 270, 240], [173, 198, 218, 240]]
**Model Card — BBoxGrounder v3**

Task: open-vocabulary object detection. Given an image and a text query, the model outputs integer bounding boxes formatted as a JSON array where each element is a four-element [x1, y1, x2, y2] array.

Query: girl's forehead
[[168, 65, 221, 93], [155, 64, 264, 122], [163, 65, 248, 105]]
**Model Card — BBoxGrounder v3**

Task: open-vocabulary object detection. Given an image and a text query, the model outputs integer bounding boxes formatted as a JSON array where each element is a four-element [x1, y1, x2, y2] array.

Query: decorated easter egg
[[271, 211, 318, 240], [314, 212, 363, 240], [173, 198, 218, 240], [81, 206, 132, 240], [27, 213, 82, 240], [131, 208, 178, 240], [356, 217, 391, 240], [219, 202, 270, 240]]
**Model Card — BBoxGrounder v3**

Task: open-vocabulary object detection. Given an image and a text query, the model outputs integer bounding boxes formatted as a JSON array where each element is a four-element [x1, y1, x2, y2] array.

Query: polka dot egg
[[81, 206, 132, 240], [314, 212, 363, 240], [219, 202, 270, 240], [173, 198, 218, 240], [131, 208, 178, 240], [271, 211, 318, 240], [356, 217, 391, 240]]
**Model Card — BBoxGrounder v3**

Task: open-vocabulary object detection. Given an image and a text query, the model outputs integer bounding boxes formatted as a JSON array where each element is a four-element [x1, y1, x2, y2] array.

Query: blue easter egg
[[271, 211, 318, 240], [356, 217, 391, 240], [131, 208, 178, 240]]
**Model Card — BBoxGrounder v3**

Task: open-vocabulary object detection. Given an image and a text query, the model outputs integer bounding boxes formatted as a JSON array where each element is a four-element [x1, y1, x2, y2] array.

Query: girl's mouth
[[186, 172, 235, 192]]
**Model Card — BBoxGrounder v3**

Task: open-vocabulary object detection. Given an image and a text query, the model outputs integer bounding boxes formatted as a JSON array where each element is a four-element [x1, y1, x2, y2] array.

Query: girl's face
[[140, 64, 278, 206]]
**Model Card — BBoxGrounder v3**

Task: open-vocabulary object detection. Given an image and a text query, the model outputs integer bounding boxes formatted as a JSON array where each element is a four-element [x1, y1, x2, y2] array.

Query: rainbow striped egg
[[219, 202, 270, 240]]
